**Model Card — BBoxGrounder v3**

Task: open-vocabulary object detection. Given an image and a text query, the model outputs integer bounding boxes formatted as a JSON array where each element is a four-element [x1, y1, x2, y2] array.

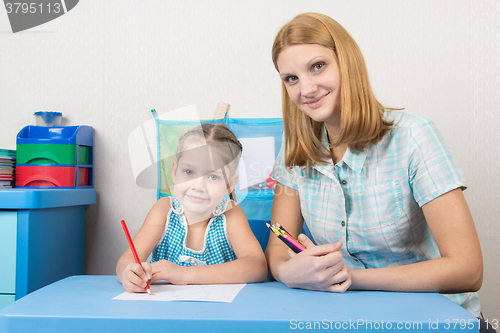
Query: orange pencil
[[120, 219, 151, 294]]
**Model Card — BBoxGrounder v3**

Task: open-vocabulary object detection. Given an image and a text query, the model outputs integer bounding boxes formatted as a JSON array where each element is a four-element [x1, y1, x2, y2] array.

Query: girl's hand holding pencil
[[121, 261, 153, 294]]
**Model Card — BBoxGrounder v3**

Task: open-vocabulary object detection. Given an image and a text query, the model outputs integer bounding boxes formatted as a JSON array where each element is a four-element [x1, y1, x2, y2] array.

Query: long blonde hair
[[272, 12, 394, 169]]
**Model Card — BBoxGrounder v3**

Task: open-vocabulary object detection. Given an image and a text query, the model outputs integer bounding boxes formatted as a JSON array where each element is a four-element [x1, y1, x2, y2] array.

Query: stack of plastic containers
[[15, 126, 93, 188]]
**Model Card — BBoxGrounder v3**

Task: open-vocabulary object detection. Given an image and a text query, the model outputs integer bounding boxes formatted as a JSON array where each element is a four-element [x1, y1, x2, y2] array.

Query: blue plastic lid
[[34, 111, 62, 126], [34, 111, 62, 116]]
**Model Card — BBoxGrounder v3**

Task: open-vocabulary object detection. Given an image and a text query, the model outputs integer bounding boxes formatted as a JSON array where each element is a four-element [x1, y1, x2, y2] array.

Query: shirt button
[[341, 221, 345, 227], [341, 180, 347, 185]]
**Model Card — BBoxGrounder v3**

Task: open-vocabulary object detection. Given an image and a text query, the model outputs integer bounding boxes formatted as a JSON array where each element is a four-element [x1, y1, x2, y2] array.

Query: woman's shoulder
[[370, 110, 444, 155], [384, 110, 435, 130]]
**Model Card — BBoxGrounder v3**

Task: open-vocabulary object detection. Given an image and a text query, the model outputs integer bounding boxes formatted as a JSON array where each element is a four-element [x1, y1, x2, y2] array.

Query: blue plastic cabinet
[[0, 188, 96, 310]]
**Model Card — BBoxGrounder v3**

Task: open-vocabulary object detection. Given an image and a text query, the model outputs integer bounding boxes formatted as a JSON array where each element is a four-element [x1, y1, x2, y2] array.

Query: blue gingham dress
[[150, 197, 237, 266], [272, 111, 480, 316]]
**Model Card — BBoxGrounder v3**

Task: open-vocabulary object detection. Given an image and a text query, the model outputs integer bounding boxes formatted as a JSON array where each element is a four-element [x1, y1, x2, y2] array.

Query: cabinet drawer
[[0, 211, 17, 294], [0, 294, 16, 310]]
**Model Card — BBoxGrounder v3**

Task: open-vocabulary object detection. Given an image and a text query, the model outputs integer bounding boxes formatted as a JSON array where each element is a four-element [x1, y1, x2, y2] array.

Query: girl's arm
[[349, 188, 483, 293], [149, 203, 268, 284], [116, 197, 170, 292], [265, 182, 351, 292]]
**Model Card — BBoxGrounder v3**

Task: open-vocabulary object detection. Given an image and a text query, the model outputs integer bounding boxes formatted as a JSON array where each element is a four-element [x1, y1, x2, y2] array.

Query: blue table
[[0, 275, 479, 332]]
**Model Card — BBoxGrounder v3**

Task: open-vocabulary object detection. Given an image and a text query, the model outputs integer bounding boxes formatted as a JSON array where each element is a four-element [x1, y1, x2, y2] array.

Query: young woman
[[265, 13, 490, 329]]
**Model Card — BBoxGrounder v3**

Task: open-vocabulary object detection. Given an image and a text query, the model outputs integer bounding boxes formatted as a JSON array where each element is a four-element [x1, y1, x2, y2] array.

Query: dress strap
[[212, 198, 235, 217], [170, 196, 184, 215]]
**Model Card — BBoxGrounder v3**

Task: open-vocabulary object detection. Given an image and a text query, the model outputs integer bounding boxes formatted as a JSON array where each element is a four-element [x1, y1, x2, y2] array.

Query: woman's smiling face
[[277, 43, 342, 129]]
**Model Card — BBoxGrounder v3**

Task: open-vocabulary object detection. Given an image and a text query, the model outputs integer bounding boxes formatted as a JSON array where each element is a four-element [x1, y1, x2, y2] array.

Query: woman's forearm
[[350, 256, 482, 293]]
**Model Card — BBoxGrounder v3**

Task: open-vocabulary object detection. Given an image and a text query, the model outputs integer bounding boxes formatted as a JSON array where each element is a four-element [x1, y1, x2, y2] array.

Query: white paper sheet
[[237, 137, 275, 190], [113, 283, 246, 303]]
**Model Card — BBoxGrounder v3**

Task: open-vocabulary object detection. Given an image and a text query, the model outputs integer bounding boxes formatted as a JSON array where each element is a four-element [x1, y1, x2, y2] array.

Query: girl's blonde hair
[[272, 12, 394, 169], [176, 123, 242, 201]]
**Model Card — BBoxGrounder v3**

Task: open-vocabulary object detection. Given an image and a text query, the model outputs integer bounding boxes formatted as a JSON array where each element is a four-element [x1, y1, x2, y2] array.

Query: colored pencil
[[275, 223, 289, 233], [120, 219, 151, 294], [266, 223, 305, 253], [268, 225, 300, 253], [270, 226, 302, 253], [281, 233, 306, 252], [275, 223, 306, 252], [278, 234, 302, 253]]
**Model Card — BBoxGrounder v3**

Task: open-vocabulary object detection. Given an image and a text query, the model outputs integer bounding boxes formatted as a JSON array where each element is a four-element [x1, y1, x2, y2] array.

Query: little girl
[[117, 124, 268, 292]]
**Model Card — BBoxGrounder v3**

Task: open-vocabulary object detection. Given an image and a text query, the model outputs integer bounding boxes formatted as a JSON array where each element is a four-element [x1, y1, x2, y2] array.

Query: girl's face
[[277, 44, 342, 130], [171, 139, 237, 223]]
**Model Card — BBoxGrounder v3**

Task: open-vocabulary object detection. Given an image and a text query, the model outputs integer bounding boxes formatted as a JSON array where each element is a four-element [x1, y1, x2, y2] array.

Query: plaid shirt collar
[[313, 125, 368, 176]]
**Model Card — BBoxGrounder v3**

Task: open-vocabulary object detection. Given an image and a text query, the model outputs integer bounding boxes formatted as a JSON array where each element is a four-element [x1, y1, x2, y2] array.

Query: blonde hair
[[176, 123, 242, 201], [272, 12, 395, 169]]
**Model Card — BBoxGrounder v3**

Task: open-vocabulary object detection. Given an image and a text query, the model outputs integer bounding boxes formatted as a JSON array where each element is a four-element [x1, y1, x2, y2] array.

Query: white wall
[[1, 0, 498, 321]]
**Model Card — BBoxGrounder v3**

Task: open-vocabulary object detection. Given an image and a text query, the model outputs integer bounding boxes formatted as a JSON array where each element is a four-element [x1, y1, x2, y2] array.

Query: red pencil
[[120, 219, 151, 294]]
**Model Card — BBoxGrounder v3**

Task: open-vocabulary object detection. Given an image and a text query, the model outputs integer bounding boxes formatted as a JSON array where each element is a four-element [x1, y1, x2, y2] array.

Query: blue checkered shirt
[[150, 197, 237, 266], [272, 111, 480, 316]]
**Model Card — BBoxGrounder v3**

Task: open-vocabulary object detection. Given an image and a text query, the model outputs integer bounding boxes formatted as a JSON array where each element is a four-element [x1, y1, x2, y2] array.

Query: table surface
[[0, 275, 479, 333]]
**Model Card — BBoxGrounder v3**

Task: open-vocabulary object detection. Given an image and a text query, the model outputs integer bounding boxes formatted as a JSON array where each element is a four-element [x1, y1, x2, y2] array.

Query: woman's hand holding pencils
[[266, 223, 352, 292]]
